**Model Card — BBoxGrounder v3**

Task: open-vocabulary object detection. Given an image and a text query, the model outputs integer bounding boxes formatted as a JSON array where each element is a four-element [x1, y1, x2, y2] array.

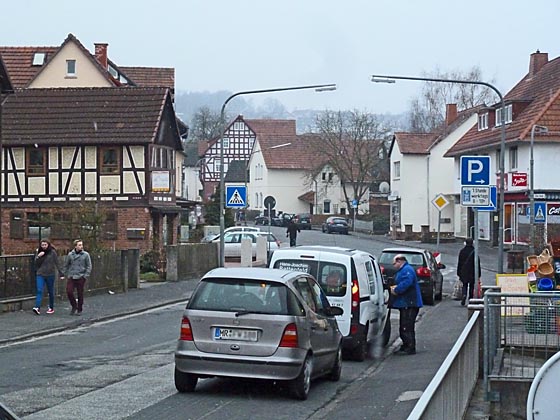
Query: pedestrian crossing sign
[[225, 185, 247, 208], [534, 202, 546, 224]]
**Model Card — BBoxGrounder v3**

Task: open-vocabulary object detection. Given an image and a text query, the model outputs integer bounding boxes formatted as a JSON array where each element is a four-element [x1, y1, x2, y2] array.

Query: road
[[0, 228, 492, 419]]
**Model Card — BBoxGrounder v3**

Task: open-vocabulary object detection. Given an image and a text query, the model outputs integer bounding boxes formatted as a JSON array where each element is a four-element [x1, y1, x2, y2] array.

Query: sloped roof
[[119, 66, 175, 90], [2, 87, 171, 146], [392, 132, 438, 155], [259, 133, 324, 170], [225, 159, 248, 183], [244, 118, 297, 137], [0, 46, 58, 88], [446, 54, 560, 156]]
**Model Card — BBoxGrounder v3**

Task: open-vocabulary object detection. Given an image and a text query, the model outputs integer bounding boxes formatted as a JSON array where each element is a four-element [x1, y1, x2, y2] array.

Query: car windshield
[[189, 278, 303, 316], [380, 251, 425, 266]]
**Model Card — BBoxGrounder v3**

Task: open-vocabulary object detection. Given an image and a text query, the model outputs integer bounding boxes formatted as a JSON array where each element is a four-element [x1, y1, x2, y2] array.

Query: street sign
[[461, 186, 490, 207], [431, 194, 450, 211], [460, 156, 491, 186], [534, 202, 546, 224], [225, 185, 247, 208], [511, 173, 528, 188], [264, 195, 276, 209], [352, 199, 358, 209], [476, 185, 497, 212]]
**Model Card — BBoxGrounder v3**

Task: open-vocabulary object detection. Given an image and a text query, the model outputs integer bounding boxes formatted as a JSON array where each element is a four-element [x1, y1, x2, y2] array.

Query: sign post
[[431, 194, 450, 251]]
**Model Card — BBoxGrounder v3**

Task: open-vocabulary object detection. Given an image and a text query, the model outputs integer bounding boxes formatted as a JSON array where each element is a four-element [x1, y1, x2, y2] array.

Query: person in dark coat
[[32, 240, 62, 315], [286, 219, 300, 247], [457, 237, 481, 306], [389, 254, 423, 355]]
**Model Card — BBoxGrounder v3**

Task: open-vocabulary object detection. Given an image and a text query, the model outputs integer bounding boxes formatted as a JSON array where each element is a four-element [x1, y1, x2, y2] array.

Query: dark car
[[378, 247, 445, 305], [321, 217, 349, 234], [293, 213, 312, 230], [280, 213, 295, 227]]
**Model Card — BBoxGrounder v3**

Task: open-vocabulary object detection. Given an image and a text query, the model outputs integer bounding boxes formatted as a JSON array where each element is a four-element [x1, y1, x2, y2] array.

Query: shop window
[[99, 147, 120, 174], [10, 212, 24, 239]]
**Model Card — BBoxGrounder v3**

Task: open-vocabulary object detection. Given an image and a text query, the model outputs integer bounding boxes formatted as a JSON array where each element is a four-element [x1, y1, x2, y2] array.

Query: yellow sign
[[431, 194, 449, 211]]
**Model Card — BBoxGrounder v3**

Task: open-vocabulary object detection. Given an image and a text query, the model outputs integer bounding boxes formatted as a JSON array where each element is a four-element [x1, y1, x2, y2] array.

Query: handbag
[[452, 279, 463, 300]]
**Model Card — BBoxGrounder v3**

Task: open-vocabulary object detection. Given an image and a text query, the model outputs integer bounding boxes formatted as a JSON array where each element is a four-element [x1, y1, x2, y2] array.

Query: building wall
[[398, 153, 428, 231], [29, 42, 112, 88]]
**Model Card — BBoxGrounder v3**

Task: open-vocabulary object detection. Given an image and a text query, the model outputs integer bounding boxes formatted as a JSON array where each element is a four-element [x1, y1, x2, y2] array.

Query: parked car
[[293, 213, 312, 230], [174, 267, 344, 400], [211, 231, 281, 259], [280, 213, 295, 227], [201, 226, 260, 243], [255, 214, 282, 225], [378, 247, 445, 306], [321, 217, 350, 235], [269, 246, 390, 361]]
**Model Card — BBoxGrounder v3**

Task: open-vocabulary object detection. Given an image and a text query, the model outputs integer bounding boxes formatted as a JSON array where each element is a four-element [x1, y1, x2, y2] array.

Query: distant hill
[[174, 90, 409, 134]]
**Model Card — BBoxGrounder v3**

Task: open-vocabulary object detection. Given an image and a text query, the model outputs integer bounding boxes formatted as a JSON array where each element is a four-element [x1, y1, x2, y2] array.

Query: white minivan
[[269, 246, 390, 361]]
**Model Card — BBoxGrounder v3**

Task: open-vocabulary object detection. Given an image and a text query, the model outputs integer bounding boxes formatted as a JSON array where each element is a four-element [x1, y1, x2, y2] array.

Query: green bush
[[140, 250, 160, 273]]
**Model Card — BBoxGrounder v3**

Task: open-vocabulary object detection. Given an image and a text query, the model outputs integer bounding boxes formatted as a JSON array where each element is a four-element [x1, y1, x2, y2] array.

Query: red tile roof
[[2, 87, 172, 146], [0, 46, 58, 88], [119, 66, 175, 90], [393, 132, 438, 155], [244, 119, 297, 137], [446, 54, 560, 156]]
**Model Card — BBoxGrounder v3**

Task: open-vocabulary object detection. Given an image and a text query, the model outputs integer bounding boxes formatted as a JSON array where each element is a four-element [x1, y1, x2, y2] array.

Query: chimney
[[529, 50, 548, 77], [94, 43, 108, 69], [445, 103, 458, 126]]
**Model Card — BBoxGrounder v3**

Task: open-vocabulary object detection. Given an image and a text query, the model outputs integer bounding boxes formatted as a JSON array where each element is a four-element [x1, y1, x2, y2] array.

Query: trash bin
[[507, 250, 525, 273]]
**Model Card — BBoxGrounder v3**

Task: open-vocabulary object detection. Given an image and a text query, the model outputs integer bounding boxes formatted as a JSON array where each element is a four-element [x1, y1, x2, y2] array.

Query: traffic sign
[[461, 186, 490, 207], [225, 185, 246, 208], [476, 185, 497, 211], [352, 199, 358, 209], [264, 195, 276, 209], [461, 156, 491, 186], [534, 202, 546, 224], [431, 194, 450, 211]]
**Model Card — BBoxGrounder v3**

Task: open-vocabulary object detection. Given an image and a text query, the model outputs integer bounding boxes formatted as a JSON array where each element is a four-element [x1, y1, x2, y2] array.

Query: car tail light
[[350, 324, 359, 335], [351, 279, 360, 309], [279, 323, 298, 348], [416, 267, 431, 277], [180, 317, 193, 341]]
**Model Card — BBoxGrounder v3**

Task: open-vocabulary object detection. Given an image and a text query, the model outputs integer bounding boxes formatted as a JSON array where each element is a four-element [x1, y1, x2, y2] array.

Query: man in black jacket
[[457, 238, 481, 306]]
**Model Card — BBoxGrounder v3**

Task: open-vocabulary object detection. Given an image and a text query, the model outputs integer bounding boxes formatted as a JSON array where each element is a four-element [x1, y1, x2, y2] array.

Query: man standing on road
[[286, 219, 300, 247], [457, 237, 481, 306], [390, 254, 423, 355], [61, 239, 92, 316]]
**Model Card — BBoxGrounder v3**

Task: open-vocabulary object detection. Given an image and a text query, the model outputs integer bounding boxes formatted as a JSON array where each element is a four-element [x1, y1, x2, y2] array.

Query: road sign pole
[[437, 210, 441, 251], [474, 209, 480, 298]]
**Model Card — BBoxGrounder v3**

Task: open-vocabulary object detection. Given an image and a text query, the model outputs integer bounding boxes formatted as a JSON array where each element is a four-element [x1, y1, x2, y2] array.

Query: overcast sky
[[3, 0, 559, 114]]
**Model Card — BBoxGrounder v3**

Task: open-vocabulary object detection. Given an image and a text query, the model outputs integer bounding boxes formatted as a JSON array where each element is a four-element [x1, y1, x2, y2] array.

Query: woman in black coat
[[457, 238, 481, 305]]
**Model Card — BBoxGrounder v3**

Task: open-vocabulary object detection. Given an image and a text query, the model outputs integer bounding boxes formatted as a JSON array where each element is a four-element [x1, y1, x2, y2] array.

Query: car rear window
[[188, 278, 303, 316], [272, 259, 347, 297], [380, 251, 425, 266]]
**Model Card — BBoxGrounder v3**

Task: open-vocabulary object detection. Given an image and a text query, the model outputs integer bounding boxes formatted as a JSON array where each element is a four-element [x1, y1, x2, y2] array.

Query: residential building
[[446, 50, 560, 246]]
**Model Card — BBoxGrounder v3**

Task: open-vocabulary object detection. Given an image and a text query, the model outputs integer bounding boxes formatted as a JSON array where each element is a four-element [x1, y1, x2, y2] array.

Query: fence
[[0, 255, 36, 299], [483, 291, 560, 413]]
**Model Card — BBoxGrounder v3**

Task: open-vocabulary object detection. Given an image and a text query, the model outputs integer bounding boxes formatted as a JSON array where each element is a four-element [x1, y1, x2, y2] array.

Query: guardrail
[[408, 310, 481, 419]]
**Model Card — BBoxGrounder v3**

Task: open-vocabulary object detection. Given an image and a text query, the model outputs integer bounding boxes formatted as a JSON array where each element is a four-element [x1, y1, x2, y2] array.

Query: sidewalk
[[0, 279, 198, 346]]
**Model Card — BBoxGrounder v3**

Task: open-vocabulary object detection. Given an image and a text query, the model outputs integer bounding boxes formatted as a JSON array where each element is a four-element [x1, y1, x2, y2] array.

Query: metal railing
[[0, 254, 35, 299], [484, 291, 560, 399], [408, 311, 481, 419]]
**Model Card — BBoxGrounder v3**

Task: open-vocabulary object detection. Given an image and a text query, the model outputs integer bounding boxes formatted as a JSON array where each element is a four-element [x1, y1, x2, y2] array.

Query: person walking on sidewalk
[[286, 219, 300, 247], [457, 237, 481, 306], [32, 240, 62, 315], [390, 254, 423, 355], [61, 239, 92, 316]]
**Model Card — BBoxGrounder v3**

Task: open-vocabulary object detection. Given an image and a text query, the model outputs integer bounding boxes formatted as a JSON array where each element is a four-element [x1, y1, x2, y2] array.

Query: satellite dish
[[379, 182, 390, 193]]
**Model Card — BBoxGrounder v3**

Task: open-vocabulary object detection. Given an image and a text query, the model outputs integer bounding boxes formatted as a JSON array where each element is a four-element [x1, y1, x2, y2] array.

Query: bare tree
[[189, 106, 226, 142], [310, 110, 387, 215], [408, 66, 497, 132]]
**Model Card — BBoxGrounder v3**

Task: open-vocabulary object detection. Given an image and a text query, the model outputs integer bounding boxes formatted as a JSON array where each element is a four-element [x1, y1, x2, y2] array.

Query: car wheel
[[174, 367, 198, 393], [290, 355, 313, 400], [424, 284, 435, 306], [381, 315, 392, 347], [328, 346, 342, 381]]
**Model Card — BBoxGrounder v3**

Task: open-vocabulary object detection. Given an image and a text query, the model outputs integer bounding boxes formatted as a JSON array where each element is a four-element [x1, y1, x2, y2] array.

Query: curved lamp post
[[218, 83, 336, 266], [371, 74, 507, 274]]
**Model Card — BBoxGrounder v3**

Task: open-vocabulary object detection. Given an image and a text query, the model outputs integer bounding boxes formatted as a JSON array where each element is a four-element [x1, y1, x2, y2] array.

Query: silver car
[[174, 267, 343, 400]]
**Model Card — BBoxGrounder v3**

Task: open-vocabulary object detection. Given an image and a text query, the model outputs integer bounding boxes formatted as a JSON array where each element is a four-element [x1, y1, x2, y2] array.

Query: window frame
[[66, 59, 76, 76], [99, 146, 121, 174], [509, 146, 518, 171], [478, 112, 488, 130], [393, 161, 401, 179], [26, 147, 47, 176]]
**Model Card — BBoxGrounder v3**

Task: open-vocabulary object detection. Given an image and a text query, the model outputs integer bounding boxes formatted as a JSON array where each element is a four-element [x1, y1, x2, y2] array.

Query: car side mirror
[[326, 306, 343, 317]]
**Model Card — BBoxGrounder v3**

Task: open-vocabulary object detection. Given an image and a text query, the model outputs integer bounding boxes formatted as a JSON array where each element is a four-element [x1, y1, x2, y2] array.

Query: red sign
[[511, 173, 528, 187]]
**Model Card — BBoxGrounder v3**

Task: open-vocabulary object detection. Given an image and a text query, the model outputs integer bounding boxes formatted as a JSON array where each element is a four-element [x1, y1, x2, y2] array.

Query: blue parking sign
[[461, 156, 491, 186]]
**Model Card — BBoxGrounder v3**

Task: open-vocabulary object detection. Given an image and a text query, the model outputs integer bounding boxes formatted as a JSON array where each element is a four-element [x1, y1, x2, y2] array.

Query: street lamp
[[529, 125, 548, 254], [371, 74, 507, 273], [218, 84, 336, 266]]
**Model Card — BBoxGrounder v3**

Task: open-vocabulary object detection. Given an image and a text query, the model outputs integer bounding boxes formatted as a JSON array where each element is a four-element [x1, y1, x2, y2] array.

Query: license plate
[[214, 328, 258, 342]]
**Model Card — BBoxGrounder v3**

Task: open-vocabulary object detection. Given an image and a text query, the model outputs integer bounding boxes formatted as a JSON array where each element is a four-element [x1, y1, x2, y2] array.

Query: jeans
[[35, 275, 55, 309], [398, 307, 419, 350], [67, 278, 86, 311]]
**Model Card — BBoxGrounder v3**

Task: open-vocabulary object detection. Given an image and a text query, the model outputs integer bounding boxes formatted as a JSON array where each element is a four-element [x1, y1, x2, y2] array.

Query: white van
[[269, 246, 390, 361]]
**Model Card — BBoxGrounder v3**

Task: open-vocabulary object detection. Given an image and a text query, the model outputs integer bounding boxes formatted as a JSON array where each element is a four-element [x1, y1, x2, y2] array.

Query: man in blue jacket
[[390, 254, 423, 355]]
